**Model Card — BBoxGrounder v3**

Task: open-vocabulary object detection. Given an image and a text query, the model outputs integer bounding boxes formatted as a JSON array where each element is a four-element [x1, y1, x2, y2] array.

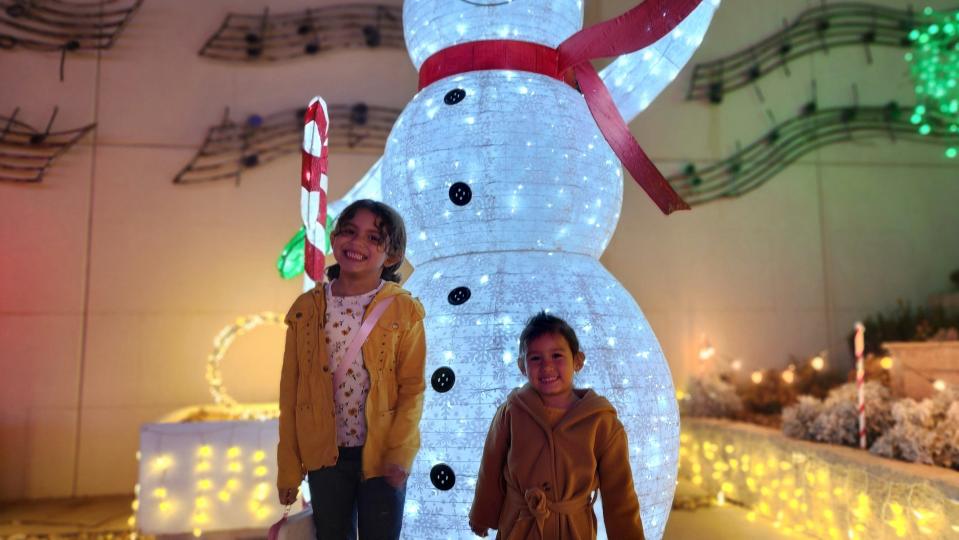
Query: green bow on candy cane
[[276, 214, 335, 280]]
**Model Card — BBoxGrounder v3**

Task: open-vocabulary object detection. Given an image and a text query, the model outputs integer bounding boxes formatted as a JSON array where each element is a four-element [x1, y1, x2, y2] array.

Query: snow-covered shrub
[[871, 388, 959, 470], [931, 402, 959, 469], [681, 374, 743, 419], [810, 399, 860, 446], [870, 399, 937, 465], [782, 396, 823, 440]]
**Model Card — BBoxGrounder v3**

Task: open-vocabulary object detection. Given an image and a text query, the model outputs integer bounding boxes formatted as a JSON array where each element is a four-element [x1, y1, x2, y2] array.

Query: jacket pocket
[[295, 403, 331, 449], [376, 408, 397, 436], [295, 403, 315, 431], [294, 317, 318, 375], [374, 317, 401, 363], [372, 317, 401, 404]]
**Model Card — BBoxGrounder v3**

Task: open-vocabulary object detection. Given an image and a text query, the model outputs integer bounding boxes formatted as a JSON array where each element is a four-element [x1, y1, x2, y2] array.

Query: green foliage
[[851, 300, 959, 357]]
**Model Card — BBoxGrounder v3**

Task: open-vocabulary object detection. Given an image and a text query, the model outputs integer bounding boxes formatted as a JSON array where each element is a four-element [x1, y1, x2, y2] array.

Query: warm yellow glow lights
[[152, 455, 173, 473], [139, 441, 282, 533], [751, 371, 763, 384], [879, 356, 894, 370], [680, 419, 957, 539], [811, 356, 825, 371], [781, 370, 795, 384], [206, 312, 283, 412], [933, 379, 947, 392]]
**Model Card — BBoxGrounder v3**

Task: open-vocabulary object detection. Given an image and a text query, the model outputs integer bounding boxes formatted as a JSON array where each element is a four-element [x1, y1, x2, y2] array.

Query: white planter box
[[137, 417, 293, 535]]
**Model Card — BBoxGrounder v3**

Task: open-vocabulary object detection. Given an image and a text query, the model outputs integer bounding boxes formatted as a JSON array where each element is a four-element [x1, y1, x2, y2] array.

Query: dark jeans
[[307, 446, 405, 540]]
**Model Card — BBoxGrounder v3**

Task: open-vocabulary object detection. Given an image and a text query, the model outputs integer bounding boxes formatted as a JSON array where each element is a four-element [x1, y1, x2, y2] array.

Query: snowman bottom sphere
[[400, 251, 679, 540]]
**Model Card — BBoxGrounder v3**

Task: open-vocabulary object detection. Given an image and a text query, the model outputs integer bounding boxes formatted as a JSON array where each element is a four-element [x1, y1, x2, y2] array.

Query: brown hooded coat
[[470, 385, 645, 540]]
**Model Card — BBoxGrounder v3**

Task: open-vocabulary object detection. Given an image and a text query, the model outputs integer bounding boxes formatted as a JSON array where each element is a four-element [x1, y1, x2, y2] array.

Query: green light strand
[[907, 6, 959, 153]]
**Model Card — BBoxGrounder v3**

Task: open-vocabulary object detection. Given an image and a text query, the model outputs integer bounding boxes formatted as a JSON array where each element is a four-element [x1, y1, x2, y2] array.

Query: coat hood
[[508, 384, 617, 432]]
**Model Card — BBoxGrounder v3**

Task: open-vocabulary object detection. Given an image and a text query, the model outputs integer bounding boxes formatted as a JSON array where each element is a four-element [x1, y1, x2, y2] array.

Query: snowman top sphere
[[404, 0, 584, 69]]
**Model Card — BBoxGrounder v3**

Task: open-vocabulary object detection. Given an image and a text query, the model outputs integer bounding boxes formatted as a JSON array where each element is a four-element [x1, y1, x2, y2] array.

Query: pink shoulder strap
[[332, 295, 395, 384]]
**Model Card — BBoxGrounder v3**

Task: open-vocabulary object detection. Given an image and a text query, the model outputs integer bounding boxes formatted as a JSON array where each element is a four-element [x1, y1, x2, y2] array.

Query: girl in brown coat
[[469, 312, 645, 540]]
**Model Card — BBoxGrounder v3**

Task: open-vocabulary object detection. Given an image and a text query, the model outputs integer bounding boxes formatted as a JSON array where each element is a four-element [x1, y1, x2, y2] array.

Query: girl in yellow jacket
[[469, 312, 645, 540], [277, 200, 427, 540]]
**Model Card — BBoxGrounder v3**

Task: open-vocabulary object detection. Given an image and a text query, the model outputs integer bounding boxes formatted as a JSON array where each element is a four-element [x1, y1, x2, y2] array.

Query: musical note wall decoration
[[0, 0, 143, 79], [174, 103, 399, 185], [0, 107, 96, 183], [199, 4, 402, 62], [687, 3, 932, 104], [667, 102, 959, 205]]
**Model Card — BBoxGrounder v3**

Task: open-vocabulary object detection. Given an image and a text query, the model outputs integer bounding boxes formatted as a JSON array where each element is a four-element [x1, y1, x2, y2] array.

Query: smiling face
[[519, 331, 584, 405], [330, 208, 397, 282]]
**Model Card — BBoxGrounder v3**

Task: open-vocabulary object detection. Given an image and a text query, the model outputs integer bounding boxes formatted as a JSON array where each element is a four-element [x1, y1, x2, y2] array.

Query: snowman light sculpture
[[318, 1, 720, 538]]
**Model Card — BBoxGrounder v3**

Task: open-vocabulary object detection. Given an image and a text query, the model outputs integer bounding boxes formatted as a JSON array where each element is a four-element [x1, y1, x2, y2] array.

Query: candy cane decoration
[[854, 321, 866, 449], [301, 97, 330, 290]]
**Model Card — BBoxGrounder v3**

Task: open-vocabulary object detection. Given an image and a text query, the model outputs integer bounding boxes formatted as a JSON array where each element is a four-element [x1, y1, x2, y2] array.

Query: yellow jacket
[[470, 385, 645, 540], [276, 281, 427, 489]]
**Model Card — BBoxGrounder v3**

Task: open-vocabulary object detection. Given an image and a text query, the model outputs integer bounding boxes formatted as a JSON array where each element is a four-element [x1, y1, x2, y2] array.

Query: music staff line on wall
[[667, 102, 959, 206], [687, 3, 933, 104], [0, 107, 96, 184], [1, 0, 142, 79], [174, 103, 399, 185], [0, 0, 142, 51], [199, 4, 402, 62]]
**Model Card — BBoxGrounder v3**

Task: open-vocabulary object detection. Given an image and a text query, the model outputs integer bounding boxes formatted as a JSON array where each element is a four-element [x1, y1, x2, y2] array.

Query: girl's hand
[[469, 521, 489, 537], [278, 487, 298, 505], [384, 463, 408, 488]]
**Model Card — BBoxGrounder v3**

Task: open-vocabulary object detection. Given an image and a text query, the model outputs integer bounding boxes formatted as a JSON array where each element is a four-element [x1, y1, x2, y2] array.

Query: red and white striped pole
[[854, 321, 866, 449], [300, 97, 330, 290]]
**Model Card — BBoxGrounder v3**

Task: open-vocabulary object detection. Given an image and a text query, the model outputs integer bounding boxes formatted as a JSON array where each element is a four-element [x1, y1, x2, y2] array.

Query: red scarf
[[418, 0, 703, 215]]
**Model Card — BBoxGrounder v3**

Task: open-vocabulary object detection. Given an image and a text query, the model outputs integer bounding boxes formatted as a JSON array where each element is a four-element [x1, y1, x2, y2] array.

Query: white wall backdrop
[[1, 0, 957, 499]]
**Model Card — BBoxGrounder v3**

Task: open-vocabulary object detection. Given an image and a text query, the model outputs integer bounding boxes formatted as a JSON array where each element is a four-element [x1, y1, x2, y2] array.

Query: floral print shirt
[[325, 280, 385, 447]]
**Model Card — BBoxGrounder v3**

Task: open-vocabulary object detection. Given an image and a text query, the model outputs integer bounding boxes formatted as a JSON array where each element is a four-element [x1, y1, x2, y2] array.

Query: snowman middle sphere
[[381, 71, 624, 266]]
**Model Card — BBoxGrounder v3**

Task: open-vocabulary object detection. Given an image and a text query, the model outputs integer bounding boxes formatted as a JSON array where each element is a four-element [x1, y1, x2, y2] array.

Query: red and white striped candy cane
[[854, 321, 866, 449], [301, 97, 330, 288]]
